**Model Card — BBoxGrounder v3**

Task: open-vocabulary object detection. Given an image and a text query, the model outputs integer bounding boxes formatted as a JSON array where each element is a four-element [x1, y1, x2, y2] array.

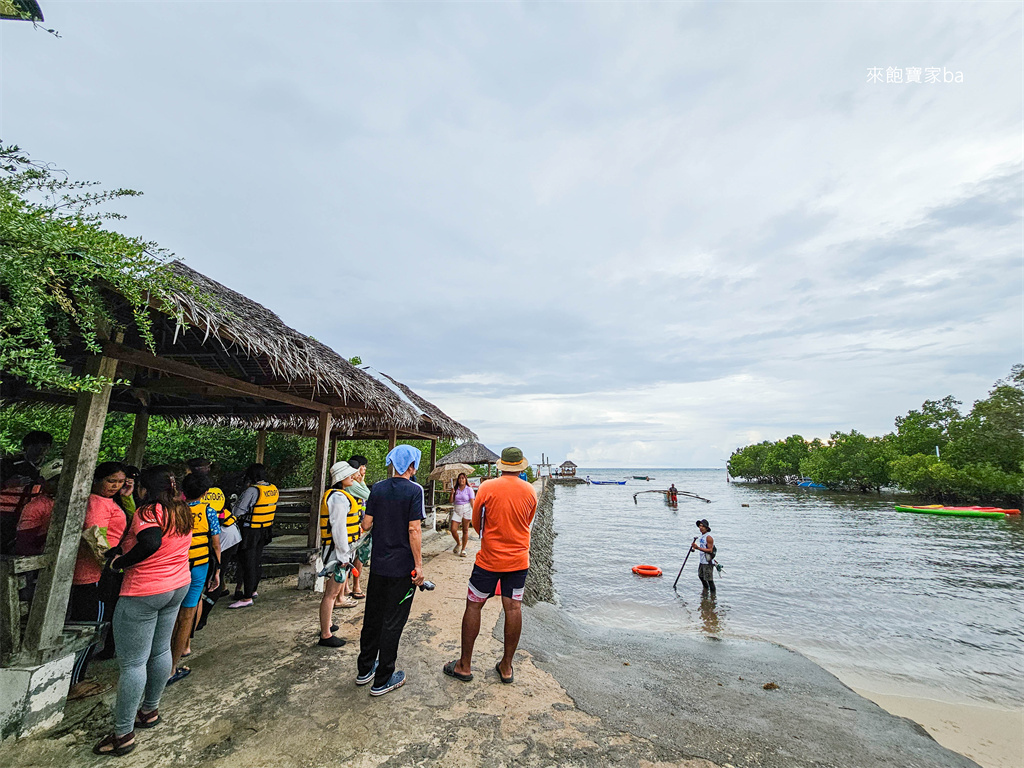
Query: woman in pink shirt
[[94, 465, 192, 757], [450, 473, 476, 557], [68, 462, 127, 700]]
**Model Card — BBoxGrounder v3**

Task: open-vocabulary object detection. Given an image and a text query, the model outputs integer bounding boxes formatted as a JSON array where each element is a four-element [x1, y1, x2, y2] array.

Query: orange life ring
[[632, 564, 662, 577]]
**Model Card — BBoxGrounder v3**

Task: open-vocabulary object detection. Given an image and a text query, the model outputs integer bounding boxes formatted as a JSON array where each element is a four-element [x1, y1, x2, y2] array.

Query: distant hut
[[558, 460, 578, 477], [437, 441, 501, 476]]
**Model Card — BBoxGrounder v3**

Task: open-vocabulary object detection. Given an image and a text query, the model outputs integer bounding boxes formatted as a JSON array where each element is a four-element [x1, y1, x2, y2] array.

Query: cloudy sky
[[2, 2, 1021, 467]]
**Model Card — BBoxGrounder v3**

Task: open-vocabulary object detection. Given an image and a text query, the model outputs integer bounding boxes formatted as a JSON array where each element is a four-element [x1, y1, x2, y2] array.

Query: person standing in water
[[692, 519, 715, 594]]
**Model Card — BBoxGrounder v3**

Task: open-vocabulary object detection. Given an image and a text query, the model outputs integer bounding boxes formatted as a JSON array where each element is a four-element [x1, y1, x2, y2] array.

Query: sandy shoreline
[[850, 687, 1023, 768]]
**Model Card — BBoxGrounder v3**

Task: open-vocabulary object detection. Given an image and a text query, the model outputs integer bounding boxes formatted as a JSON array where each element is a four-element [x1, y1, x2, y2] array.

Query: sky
[[2, 2, 1021, 467]]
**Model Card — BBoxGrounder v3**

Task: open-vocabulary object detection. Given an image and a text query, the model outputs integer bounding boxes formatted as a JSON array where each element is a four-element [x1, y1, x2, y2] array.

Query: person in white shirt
[[691, 519, 716, 595], [317, 462, 360, 647]]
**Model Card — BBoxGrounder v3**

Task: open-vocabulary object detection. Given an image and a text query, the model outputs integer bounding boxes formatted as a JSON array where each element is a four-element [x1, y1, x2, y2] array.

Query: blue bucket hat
[[385, 444, 421, 475]]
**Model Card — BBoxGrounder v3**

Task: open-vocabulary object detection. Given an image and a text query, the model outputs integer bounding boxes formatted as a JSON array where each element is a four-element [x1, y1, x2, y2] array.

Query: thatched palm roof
[[438, 441, 500, 466], [5, 260, 475, 440], [560, 460, 577, 468], [159, 263, 474, 439], [164, 263, 412, 419]]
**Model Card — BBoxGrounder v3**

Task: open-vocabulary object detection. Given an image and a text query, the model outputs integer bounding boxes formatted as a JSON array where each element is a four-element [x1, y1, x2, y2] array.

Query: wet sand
[[852, 688, 1023, 768]]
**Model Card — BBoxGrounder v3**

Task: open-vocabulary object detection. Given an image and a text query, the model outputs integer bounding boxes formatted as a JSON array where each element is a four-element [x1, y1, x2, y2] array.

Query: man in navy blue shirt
[[355, 445, 426, 696]]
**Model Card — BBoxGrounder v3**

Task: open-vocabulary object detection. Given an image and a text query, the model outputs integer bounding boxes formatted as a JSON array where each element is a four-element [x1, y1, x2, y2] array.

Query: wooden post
[[23, 353, 117, 654], [298, 412, 332, 592], [255, 430, 267, 464], [427, 439, 438, 531], [329, 435, 338, 466], [387, 429, 397, 477], [125, 410, 149, 468], [1, 559, 20, 663], [308, 412, 332, 550]]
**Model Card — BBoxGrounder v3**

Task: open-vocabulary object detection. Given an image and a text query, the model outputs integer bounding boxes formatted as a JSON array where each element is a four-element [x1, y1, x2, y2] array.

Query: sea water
[[551, 468, 1024, 709]]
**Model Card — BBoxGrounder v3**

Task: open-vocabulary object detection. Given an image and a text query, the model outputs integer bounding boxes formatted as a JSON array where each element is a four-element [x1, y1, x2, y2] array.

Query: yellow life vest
[[188, 500, 211, 567], [346, 493, 364, 544], [248, 483, 278, 529], [319, 488, 360, 547], [203, 487, 234, 526]]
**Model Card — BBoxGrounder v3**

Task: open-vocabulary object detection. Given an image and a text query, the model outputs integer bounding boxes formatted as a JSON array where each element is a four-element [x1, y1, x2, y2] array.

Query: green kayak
[[894, 505, 1007, 519]]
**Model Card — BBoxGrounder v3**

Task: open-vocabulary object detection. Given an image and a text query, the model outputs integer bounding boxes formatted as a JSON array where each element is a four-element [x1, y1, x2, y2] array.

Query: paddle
[[672, 537, 699, 591]]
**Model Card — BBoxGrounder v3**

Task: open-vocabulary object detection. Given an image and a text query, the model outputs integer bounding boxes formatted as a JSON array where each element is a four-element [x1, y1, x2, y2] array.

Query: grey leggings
[[111, 586, 188, 736]]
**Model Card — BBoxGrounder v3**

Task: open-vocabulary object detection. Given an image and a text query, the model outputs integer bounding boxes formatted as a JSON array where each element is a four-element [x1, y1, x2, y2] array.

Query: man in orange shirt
[[443, 447, 536, 684]]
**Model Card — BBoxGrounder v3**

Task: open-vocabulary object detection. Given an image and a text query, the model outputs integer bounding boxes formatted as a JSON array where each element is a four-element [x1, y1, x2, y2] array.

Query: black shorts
[[467, 564, 528, 603]]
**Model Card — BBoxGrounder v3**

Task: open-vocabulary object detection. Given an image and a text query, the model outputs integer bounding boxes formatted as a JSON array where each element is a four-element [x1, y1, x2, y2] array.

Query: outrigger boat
[[895, 505, 1020, 519], [632, 475, 654, 481], [589, 480, 626, 485]]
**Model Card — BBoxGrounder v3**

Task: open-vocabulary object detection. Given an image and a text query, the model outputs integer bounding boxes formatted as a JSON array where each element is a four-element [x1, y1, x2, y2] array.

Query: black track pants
[[358, 571, 414, 687]]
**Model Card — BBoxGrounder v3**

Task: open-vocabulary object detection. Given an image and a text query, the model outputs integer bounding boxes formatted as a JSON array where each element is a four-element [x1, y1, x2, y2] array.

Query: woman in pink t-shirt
[[68, 461, 127, 700], [450, 473, 476, 557], [93, 466, 192, 757]]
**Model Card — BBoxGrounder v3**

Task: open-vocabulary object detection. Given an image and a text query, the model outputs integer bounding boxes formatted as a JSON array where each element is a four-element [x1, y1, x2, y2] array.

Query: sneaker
[[317, 636, 347, 648], [370, 670, 406, 696], [356, 660, 378, 686], [227, 599, 253, 609]]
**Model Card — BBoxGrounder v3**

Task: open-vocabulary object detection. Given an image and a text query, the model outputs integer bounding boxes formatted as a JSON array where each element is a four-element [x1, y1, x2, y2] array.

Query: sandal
[[442, 660, 473, 682], [495, 661, 514, 684], [351, 592, 366, 600], [93, 732, 136, 756], [135, 709, 161, 729], [167, 666, 191, 685]]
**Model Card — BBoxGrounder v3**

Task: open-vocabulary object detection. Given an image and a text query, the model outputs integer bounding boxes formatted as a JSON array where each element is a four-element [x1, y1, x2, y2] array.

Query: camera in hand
[[418, 580, 435, 591]]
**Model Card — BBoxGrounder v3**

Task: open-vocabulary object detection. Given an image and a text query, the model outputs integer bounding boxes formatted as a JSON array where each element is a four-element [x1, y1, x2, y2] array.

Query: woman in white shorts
[[450, 473, 475, 557]]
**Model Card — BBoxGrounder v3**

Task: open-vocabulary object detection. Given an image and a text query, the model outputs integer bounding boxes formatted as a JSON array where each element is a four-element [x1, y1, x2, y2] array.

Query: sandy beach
[[851, 688, 1023, 768]]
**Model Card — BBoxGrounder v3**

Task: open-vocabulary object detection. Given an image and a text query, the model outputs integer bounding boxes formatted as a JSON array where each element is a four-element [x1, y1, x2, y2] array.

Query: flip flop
[[352, 592, 366, 600], [442, 660, 473, 682], [495, 661, 514, 684], [167, 666, 191, 685]]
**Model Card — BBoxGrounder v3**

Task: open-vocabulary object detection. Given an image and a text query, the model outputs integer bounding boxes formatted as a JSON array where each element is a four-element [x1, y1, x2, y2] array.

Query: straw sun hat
[[495, 447, 529, 473]]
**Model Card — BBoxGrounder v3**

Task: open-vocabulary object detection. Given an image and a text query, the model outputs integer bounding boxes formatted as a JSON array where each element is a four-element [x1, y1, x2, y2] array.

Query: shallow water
[[550, 468, 1024, 708]]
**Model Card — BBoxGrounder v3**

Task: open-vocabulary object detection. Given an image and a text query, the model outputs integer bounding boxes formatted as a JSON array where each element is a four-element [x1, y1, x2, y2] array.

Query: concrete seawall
[[524, 478, 556, 606]]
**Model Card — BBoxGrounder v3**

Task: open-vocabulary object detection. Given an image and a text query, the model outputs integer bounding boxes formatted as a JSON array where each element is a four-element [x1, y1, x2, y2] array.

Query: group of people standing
[[3, 431, 543, 755], [0, 430, 291, 756], [314, 444, 538, 698]]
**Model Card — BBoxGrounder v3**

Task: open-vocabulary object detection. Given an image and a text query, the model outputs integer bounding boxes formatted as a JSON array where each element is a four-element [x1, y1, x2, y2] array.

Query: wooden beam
[[387, 429, 398, 477], [23, 353, 117, 654], [125, 410, 149, 467], [255, 430, 267, 464], [307, 412, 332, 550], [102, 341, 331, 413]]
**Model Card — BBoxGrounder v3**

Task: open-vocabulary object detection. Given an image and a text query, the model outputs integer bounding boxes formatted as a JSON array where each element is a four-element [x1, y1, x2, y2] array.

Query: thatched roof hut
[[560, 460, 577, 468], [438, 441, 500, 466], [4, 260, 474, 440]]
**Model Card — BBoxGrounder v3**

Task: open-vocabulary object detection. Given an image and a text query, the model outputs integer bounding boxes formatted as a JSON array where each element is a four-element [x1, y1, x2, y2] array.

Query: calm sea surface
[[550, 468, 1024, 708]]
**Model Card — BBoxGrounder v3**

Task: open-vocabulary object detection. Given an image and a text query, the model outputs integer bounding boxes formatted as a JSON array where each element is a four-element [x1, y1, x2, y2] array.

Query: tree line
[[727, 366, 1023, 503]]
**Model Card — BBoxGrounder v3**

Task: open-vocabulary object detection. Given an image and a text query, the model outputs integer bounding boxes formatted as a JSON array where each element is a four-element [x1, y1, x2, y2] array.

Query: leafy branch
[[0, 143, 192, 393]]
